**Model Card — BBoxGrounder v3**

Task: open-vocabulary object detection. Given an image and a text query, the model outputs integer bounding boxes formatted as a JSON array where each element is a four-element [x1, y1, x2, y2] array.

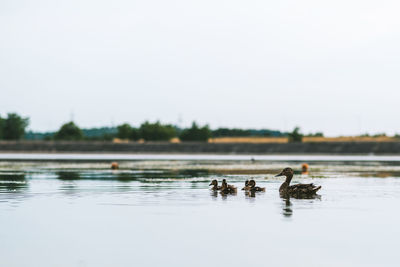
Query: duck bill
[[209, 182, 212, 186], [275, 172, 284, 177]]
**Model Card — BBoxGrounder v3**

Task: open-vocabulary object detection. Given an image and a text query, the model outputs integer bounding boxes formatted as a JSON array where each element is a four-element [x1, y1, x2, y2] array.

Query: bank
[[0, 141, 400, 155]]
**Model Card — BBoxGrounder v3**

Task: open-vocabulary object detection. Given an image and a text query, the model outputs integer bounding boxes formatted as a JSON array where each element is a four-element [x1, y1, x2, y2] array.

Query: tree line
[[53, 121, 212, 142], [1, 112, 327, 142]]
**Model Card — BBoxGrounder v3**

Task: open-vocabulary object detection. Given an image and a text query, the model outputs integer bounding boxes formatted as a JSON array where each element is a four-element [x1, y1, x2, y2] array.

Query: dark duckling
[[242, 180, 251, 190], [275, 167, 321, 198], [221, 179, 237, 194], [247, 179, 265, 192], [209, 179, 221, 190]]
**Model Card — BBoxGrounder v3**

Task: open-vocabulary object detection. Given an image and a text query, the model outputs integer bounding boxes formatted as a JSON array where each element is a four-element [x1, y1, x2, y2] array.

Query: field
[[208, 136, 398, 143]]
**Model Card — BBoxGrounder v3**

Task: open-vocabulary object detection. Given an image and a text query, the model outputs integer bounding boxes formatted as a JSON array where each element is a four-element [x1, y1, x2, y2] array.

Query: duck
[[301, 163, 309, 175], [241, 180, 251, 190], [275, 167, 321, 198], [209, 179, 221, 190], [220, 179, 237, 194], [247, 179, 265, 192]]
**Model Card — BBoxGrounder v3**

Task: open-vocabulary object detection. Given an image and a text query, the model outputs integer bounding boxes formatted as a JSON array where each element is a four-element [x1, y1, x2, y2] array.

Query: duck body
[[247, 179, 265, 192], [250, 186, 266, 192], [221, 179, 237, 194], [279, 182, 321, 198], [276, 168, 321, 198]]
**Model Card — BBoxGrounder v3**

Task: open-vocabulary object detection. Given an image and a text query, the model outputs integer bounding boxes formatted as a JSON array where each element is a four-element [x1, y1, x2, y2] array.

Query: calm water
[[1, 154, 400, 267]]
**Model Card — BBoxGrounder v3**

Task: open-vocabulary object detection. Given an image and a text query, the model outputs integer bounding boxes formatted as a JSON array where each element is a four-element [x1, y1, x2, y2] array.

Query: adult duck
[[221, 179, 237, 194], [275, 167, 321, 198], [209, 179, 221, 190]]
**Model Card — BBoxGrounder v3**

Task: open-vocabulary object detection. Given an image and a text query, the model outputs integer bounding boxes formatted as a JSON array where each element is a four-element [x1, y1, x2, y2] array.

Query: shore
[[1, 141, 400, 155]]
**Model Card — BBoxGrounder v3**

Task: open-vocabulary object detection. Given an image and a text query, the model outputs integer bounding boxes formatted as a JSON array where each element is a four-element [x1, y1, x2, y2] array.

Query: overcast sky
[[1, 0, 399, 136]]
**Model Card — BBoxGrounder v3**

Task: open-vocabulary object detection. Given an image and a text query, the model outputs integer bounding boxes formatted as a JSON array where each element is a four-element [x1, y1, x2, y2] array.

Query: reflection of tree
[[0, 173, 28, 192], [56, 171, 81, 180], [130, 169, 210, 181], [115, 173, 136, 182]]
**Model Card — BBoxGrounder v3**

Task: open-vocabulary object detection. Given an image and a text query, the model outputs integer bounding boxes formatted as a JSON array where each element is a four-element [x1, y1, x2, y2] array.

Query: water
[[1, 154, 400, 267]]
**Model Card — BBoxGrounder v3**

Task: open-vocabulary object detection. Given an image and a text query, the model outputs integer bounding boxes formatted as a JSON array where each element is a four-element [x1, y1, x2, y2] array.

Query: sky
[[1, 0, 400, 136]]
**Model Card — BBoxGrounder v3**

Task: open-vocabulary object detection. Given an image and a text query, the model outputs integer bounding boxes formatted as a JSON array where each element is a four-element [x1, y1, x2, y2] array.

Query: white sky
[[1, 0, 400, 136]]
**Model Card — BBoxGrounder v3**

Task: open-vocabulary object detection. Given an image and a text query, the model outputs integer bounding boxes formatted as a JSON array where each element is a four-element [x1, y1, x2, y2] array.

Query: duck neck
[[285, 174, 293, 185], [279, 174, 293, 191]]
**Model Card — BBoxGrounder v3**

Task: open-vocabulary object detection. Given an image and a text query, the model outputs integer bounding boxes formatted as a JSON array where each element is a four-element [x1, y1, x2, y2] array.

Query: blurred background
[[1, 0, 400, 138]]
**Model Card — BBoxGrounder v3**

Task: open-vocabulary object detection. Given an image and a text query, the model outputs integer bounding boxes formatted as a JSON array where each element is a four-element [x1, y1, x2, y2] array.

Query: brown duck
[[275, 167, 321, 198], [242, 180, 251, 190], [209, 179, 222, 190], [221, 179, 237, 194], [247, 179, 265, 192]]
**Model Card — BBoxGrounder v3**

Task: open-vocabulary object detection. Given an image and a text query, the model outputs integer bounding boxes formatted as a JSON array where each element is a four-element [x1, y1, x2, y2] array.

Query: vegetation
[[306, 132, 324, 137], [5, 112, 400, 144], [54, 122, 84, 141], [82, 127, 116, 141], [0, 116, 4, 139], [288, 127, 303, 143], [180, 122, 211, 142], [0, 113, 29, 140], [117, 123, 139, 141], [212, 128, 285, 137], [373, 133, 387, 137], [139, 121, 176, 141]]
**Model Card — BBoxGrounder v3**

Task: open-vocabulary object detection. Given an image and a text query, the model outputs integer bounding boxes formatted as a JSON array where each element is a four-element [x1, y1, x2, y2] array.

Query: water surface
[[1, 155, 399, 267]]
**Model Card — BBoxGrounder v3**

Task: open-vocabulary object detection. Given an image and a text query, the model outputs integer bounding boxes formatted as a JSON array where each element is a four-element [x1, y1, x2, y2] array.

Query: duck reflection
[[210, 189, 218, 198], [245, 190, 256, 198], [219, 191, 229, 200], [115, 173, 137, 182], [281, 198, 293, 218]]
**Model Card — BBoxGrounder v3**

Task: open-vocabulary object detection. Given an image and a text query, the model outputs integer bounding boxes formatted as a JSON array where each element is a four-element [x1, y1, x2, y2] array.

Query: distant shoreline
[[0, 141, 400, 155]]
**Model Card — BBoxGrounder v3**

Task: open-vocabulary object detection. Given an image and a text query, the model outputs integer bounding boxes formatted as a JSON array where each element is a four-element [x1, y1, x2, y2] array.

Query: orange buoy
[[111, 162, 119, 170], [301, 163, 309, 174]]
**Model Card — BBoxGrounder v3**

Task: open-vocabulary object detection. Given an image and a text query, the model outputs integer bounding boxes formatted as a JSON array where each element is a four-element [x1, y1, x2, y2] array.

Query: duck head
[[301, 163, 309, 174], [209, 179, 218, 186], [275, 167, 294, 178], [221, 179, 228, 187], [244, 180, 249, 186], [248, 179, 256, 188]]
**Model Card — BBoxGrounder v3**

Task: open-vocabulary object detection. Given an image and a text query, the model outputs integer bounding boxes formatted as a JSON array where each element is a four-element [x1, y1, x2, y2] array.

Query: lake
[[1, 154, 400, 267]]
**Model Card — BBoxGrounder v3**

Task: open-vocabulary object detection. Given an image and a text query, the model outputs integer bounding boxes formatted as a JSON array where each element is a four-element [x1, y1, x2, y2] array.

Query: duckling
[[275, 167, 321, 198], [209, 179, 221, 190], [220, 179, 237, 194], [242, 180, 251, 190], [247, 179, 265, 192]]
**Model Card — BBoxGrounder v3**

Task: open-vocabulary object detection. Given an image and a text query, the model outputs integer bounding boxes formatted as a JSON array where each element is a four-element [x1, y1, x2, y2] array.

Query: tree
[[307, 132, 324, 137], [117, 123, 133, 139], [2, 113, 29, 140], [117, 123, 139, 141], [139, 121, 176, 141], [0, 116, 4, 139], [180, 122, 211, 142], [54, 122, 83, 141], [288, 127, 303, 143]]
